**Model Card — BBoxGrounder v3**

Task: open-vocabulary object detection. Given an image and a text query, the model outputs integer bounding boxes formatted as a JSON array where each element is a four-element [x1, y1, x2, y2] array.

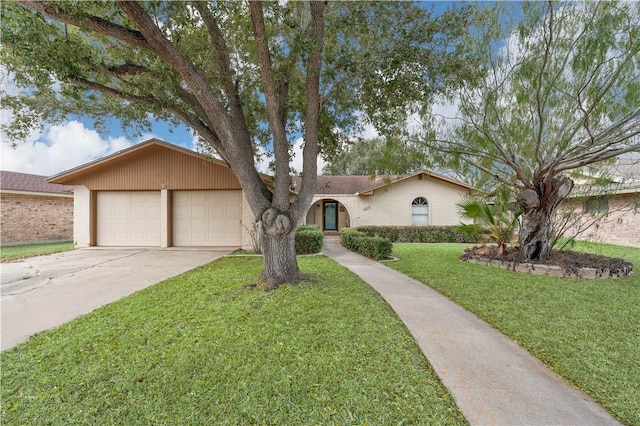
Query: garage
[[173, 190, 242, 246], [97, 191, 161, 246], [47, 139, 253, 249]]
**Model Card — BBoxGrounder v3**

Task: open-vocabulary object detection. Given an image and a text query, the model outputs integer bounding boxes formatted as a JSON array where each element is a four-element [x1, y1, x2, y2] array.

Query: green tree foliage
[[322, 136, 430, 175], [422, 1, 640, 261], [1, 1, 480, 288]]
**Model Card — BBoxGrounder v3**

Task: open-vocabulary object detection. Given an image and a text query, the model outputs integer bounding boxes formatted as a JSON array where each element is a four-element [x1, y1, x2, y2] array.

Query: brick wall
[[0, 192, 73, 245], [561, 193, 640, 248]]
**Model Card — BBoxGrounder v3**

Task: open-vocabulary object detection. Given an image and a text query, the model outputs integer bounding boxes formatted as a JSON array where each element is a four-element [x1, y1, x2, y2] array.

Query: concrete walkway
[[323, 238, 620, 426], [1, 248, 228, 351]]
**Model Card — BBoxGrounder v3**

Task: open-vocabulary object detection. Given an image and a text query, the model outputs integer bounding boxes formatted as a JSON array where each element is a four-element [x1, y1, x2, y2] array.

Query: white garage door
[[97, 191, 161, 246], [173, 190, 242, 246]]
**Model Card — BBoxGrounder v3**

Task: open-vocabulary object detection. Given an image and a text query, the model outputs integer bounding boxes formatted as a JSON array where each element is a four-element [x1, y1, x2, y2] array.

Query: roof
[[1, 170, 73, 195], [47, 138, 272, 187], [572, 156, 640, 196], [606, 157, 640, 183], [292, 170, 474, 195], [48, 138, 225, 184]]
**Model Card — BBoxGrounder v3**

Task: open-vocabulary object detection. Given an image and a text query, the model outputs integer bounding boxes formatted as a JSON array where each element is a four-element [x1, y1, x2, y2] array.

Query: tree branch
[[249, 1, 291, 209], [293, 1, 327, 219], [62, 75, 230, 162], [18, 1, 149, 49], [190, 1, 251, 143], [116, 1, 272, 213]]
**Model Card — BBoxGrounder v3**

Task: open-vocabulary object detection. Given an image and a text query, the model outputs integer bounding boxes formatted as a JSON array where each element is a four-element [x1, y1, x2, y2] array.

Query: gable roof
[[292, 170, 474, 195], [47, 138, 273, 188], [1, 170, 73, 195], [47, 138, 224, 184]]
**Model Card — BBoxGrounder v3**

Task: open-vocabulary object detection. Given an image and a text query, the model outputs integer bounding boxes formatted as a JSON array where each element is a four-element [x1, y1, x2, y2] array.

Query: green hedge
[[355, 225, 482, 243], [295, 226, 324, 254], [340, 228, 393, 260]]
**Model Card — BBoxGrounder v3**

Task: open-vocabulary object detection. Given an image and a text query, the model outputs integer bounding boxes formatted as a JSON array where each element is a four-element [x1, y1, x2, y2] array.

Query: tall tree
[[422, 0, 640, 261], [1, 1, 479, 288], [322, 135, 430, 176]]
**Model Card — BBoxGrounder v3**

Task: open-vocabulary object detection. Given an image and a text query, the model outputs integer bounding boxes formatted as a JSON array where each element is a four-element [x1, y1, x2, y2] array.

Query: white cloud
[[254, 145, 272, 174], [1, 120, 133, 176], [360, 121, 379, 140], [290, 137, 326, 175]]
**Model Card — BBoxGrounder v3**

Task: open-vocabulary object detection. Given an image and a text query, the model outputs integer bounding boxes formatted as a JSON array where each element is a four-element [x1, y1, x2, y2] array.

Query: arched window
[[411, 197, 429, 226]]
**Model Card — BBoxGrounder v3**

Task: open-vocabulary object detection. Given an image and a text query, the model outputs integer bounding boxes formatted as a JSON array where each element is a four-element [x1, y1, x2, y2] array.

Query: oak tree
[[2, 1, 478, 288]]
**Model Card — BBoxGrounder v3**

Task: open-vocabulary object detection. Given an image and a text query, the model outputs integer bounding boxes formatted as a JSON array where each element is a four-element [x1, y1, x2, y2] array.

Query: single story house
[[561, 157, 640, 247], [1, 170, 74, 245], [294, 172, 474, 232], [48, 139, 474, 249]]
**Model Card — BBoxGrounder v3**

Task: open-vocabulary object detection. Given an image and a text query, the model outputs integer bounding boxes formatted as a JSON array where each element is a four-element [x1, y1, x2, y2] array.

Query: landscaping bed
[[461, 244, 633, 278]]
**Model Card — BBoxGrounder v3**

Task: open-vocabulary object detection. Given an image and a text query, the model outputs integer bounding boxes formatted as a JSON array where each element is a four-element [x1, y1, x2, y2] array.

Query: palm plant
[[457, 187, 521, 256]]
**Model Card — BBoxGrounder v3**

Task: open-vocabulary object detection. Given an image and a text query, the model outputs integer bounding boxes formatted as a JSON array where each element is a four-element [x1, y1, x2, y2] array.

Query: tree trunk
[[259, 208, 303, 290], [517, 176, 574, 261]]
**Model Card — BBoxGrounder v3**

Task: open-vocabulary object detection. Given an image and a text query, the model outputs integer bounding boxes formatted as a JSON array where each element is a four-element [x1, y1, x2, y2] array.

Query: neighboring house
[[562, 157, 640, 247], [1, 170, 74, 245], [47, 138, 474, 249], [293, 171, 475, 232]]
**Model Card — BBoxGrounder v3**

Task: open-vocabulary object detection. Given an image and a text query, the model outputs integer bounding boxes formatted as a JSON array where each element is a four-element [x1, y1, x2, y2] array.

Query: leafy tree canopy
[[418, 0, 640, 260]]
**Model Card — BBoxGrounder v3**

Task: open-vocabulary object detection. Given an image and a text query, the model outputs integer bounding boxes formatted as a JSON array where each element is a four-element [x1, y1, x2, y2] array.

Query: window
[[585, 197, 609, 214], [411, 197, 429, 225]]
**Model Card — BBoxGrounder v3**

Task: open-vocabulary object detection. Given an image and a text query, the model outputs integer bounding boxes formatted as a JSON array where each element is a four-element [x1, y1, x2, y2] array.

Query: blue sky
[[0, 1, 517, 177]]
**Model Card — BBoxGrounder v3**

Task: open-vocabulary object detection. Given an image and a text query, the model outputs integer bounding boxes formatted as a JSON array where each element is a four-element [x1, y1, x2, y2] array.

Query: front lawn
[[0, 241, 74, 261], [1, 256, 466, 425], [388, 242, 640, 426]]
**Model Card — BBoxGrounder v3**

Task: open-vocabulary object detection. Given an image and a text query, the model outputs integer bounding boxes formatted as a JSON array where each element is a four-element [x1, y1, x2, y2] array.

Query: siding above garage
[[48, 139, 241, 190]]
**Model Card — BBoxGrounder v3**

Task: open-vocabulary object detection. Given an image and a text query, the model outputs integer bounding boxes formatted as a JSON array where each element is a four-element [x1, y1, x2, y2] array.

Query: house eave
[[46, 138, 273, 187], [355, 170, 474, 195], [0, 189, 74, 198]]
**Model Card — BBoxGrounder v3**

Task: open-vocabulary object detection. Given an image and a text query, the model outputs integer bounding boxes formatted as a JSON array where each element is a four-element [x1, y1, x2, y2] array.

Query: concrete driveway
[[1, 248, 229, 351]]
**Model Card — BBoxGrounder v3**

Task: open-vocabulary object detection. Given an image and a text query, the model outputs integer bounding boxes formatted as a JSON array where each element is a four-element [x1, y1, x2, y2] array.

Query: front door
[[324, 202, 338, 231]]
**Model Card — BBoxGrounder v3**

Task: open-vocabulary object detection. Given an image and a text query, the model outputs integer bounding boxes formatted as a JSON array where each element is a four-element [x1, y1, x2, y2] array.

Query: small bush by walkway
[[1, 256, 465, 425], [340, 228, 393, 260], [388, 242, 640, 426]]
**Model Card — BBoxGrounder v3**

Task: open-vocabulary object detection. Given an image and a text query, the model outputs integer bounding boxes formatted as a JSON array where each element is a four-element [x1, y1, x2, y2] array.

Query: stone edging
[[463, 256, 633, 279]]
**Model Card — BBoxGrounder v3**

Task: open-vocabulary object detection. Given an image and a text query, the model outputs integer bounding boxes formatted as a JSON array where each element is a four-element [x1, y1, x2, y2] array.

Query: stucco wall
[[563, 193, 640, 247], [305, 175, 470, 230], [307, 195, 357, 231], [354, 175, 469, 227], [1, 192, 73, 245]]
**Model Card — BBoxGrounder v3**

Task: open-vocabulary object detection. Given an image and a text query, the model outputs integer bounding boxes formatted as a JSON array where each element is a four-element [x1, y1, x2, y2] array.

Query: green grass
[[1, 256, 466, 425], [387, 242, 640, 425], [0, 241, 74, 261]]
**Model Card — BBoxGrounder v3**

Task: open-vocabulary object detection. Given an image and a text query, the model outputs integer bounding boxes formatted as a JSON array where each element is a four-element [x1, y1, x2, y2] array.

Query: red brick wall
[[0, 192, 73, 244]]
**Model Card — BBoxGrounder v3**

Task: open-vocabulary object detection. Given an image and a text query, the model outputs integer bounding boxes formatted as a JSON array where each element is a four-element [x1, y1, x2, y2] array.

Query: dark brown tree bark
[[259, 208, 303, 290], [517, 176, 574, 261]]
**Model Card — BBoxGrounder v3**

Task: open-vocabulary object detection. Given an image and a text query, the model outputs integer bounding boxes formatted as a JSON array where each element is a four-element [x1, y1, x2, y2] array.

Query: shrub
[[355, 226, 480, 243], [340, 228, 393, 260], [295, 226, 324, 254]]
